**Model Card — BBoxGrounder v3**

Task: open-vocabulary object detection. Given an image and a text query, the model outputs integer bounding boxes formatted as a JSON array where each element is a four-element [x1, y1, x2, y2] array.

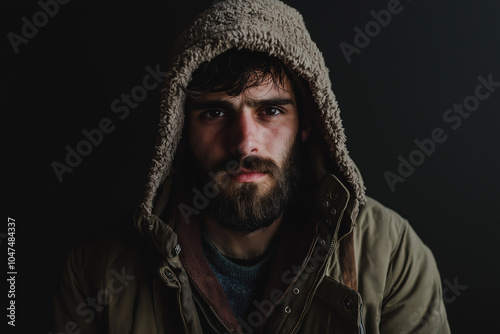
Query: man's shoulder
[[353, 195, 434, 276], [352, 195, 428, 266], [65, 214, 154, 277], [355, 195, 410, 245], [351, 197, 449, 333]]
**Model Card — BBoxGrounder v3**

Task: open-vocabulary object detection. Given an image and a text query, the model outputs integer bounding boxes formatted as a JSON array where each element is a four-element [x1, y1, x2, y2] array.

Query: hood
[[137, 0, 366, 228]]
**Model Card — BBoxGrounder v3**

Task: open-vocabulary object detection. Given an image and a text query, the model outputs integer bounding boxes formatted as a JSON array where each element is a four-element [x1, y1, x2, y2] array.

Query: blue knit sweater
[[201, 233, 273, 318]]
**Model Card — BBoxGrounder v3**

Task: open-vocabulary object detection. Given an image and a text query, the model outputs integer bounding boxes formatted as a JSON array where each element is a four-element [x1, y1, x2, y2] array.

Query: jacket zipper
[[192, 285, 232, 334], [210, 305, 232, 334], [289, 235, 336, 334]]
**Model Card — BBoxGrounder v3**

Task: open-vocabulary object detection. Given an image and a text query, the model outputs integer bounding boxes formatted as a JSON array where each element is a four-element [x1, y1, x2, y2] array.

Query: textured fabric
[[201, 233, 273, 318]]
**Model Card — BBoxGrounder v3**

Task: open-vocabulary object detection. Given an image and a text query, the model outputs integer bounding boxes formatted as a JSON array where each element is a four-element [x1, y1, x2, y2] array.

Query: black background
[[2, 0, 499, 333]]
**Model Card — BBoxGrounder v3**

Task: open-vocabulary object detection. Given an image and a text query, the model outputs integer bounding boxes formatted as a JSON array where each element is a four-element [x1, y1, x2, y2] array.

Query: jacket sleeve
[[51, 245, 101, 334], [379, 218, 451, 334]]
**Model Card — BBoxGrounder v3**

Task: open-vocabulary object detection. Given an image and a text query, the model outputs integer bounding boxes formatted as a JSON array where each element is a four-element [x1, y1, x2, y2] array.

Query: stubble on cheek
[[189, 134, 221, 173]]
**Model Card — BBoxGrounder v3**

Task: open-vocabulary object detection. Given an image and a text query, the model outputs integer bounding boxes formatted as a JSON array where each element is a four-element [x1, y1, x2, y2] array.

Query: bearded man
[[51, 1, 450, 333]]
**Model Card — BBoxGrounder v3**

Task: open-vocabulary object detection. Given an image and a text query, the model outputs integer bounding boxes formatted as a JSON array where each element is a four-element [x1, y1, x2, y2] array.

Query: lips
[[229, 169, 267, 182]]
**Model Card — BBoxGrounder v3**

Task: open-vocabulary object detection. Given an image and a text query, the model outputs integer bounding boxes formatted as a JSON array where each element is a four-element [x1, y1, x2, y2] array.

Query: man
[[51, 0, 450, 333]]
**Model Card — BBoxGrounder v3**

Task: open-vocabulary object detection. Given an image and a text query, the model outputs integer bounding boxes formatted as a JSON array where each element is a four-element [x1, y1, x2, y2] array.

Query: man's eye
[[261, 107, 283, 117], [202, 109, 226, 120]]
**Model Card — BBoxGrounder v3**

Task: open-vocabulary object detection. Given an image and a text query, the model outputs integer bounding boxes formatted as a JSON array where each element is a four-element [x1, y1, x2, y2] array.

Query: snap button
[[148, 223, 154, 231], [164, 269, 174, 280], [284, 306, 291, 314], [343, 297, 354, 310], [319, 239, 326, 246], [330, 192, 338, 200], [322, 200, 329, 208], [330, 208, 337, 215], [325, 219, 332, 225], [173, 244, 181, 257], [293, 288, 300, 295]]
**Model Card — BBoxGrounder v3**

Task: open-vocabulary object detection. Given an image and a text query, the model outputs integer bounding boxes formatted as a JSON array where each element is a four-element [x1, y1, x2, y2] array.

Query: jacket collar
[[133, 171, 357, 259], [133, 172, 359, 333]]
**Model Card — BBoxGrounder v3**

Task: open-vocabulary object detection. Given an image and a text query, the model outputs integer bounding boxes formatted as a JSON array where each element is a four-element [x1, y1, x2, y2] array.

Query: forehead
[[189, 73, 296, 104]]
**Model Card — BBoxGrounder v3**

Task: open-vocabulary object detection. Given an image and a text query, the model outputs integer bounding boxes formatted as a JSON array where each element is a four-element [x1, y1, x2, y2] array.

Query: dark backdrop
[[2, 0, 499, 333]]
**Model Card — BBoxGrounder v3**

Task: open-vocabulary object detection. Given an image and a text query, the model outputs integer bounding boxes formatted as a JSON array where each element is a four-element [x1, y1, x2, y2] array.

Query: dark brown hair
[[184, 48, 300, 99]]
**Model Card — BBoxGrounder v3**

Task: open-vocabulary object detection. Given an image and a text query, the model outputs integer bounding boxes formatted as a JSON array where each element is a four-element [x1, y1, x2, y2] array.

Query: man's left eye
[[261, 107, 283, 117], [202, 109, 226, 120]]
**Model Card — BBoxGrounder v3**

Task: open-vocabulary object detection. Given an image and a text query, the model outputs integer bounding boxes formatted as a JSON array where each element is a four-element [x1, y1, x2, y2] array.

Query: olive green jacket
[[52, 175, 449, 333], [52, 0, 450, 332]]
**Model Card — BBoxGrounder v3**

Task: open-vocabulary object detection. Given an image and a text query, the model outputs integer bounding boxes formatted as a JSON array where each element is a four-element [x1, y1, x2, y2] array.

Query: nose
[[230, 111, 259, 156]]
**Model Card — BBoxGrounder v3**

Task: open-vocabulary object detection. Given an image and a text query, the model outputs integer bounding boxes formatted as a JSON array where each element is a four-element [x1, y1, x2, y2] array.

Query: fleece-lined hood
[[138, 0, 365, 224]]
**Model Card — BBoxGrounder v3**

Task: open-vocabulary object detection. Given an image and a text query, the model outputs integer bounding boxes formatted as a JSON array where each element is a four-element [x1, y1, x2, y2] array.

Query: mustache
[[216, 155, 280, 175]]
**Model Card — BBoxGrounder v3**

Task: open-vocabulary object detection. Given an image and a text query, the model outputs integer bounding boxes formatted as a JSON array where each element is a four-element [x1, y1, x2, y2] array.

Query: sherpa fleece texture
[[139, 0, 366, 216]]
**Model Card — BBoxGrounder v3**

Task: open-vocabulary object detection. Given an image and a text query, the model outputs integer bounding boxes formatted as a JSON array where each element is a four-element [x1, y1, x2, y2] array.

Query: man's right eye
[[201, 109, 226, 120]]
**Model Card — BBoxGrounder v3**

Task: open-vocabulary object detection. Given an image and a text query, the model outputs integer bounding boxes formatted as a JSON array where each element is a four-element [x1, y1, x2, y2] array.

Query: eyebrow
[[188, 97, 295, 111]]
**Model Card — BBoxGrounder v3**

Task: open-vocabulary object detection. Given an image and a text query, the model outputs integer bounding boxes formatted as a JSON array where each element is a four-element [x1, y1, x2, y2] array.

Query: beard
[[182, 135, 303, 234]]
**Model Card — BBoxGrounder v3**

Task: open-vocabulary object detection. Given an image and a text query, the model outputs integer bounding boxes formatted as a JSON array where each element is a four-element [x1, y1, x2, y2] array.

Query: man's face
[[185, 73, 308, 233]]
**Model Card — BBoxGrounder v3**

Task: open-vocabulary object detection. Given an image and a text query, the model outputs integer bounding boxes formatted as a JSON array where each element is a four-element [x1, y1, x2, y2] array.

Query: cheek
[[267, 119, 299, 153], [188, 125, 225, 170]]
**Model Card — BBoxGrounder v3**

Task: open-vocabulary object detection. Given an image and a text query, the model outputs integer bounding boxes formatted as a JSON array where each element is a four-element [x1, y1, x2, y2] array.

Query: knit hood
[[137, 0, 366, 227]]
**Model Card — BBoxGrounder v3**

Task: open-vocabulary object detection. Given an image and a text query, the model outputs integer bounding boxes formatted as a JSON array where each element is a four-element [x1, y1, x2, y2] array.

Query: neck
[[202, 215, 282, 260]]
